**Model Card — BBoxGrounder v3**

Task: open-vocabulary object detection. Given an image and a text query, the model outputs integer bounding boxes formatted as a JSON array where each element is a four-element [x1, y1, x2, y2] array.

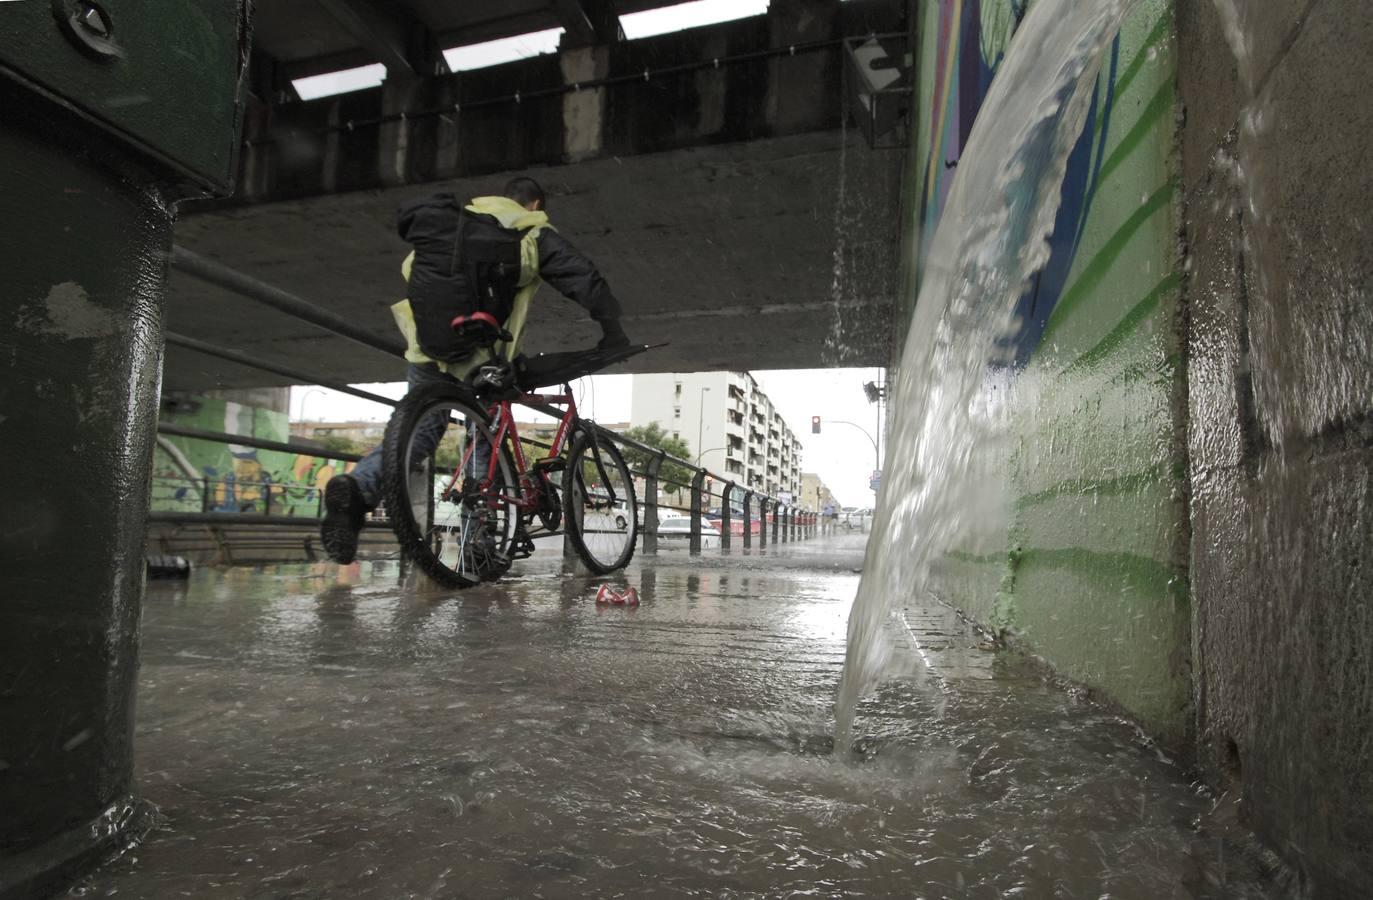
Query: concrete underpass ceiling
[[164, 130, 903, 392]]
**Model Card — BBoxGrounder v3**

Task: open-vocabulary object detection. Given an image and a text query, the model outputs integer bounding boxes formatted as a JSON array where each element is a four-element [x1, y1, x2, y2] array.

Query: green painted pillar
[[0, 2, 247, 894]]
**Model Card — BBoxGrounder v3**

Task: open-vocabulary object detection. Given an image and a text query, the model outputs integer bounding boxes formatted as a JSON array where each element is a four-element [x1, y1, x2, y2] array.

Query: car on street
[[654, 513, 721, 549]]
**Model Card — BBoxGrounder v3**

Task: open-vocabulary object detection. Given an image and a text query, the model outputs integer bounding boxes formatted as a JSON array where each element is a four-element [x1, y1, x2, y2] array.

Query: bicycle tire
[[382, 383, 519, 588], [562, 428, 638, 574]]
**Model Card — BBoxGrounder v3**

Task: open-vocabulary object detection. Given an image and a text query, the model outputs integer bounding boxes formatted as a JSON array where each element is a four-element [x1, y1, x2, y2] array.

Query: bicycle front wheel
[[382, 383, 519, 588], [563, 429, 638, 573]]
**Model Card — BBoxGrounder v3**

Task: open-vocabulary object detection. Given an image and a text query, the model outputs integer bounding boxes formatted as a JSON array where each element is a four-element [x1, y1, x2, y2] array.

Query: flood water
[[74, 538, 1279, 898]]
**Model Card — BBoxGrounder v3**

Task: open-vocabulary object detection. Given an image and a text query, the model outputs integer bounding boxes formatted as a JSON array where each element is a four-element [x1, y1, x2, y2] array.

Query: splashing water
[[835, 0, 1145, 746]]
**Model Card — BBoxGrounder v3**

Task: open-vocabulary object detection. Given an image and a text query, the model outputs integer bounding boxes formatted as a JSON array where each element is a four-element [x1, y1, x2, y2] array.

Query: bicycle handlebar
[[514, 343, 664, 389]]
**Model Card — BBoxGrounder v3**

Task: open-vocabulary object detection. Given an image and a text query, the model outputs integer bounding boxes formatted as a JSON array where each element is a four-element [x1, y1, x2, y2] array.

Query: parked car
[[843, 508, 874, 531], [654, 513, 721, 549]]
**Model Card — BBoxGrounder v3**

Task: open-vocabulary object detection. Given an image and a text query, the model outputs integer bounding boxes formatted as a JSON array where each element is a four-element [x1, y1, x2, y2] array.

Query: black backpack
[[397, 193, 529, 363]]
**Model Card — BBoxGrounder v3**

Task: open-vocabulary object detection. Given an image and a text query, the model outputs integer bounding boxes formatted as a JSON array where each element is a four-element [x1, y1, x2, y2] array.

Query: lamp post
[[828, 420, 879, 470], [297, 387, 327, 423], [696, 446, 728, 466], [696, 386, 710, 463], [863, 375, 886, 481]]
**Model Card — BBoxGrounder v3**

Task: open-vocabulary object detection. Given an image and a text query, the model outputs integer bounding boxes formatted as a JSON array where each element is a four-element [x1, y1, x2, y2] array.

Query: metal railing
[[159, 248, 822, 557]]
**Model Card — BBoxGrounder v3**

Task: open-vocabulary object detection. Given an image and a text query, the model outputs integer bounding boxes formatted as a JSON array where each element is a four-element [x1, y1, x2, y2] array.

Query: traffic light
[[811, 416, 821, 434]]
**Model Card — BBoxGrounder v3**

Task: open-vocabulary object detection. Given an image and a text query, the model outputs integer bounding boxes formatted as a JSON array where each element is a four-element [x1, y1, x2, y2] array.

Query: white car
[[653, 513, 721, 549]]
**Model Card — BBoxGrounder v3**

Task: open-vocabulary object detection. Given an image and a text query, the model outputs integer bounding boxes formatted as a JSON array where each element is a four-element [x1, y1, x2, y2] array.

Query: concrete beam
[[316, 0, 449, 78], [554, 0, 624, 47], [215, 3, 908, 206]]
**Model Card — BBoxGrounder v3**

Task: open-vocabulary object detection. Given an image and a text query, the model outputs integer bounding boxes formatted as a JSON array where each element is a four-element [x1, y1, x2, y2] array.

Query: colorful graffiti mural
[[905, 0, 1190, 743], [152, 398, 356, 516], [915, 0, 1178, 367]]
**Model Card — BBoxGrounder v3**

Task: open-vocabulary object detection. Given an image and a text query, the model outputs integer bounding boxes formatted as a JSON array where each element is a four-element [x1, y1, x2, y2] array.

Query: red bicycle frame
[[447, 388, 580, 515]]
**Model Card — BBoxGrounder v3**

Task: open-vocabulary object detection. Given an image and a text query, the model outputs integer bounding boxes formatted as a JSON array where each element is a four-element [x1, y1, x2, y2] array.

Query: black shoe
[[321, 475, 367, 564]]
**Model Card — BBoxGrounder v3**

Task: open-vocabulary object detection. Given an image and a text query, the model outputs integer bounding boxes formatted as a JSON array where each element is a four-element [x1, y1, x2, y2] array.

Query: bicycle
[[381, 329, 654, 588]]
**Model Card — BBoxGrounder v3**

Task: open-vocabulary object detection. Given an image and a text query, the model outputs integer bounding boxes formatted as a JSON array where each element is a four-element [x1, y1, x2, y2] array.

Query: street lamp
[[696, 387, 710, 463], [695, 446, 727, 466], [297, 387, 327, 422], [821, 419, 881, 492], [862, 374, 885, 479]]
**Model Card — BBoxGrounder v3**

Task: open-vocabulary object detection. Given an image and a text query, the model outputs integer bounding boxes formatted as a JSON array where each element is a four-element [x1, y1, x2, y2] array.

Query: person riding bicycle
[[320, 176, 631, 565]]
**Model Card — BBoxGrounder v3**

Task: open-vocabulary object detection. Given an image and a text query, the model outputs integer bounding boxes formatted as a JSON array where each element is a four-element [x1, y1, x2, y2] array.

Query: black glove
[[597, 319, 631, 351]]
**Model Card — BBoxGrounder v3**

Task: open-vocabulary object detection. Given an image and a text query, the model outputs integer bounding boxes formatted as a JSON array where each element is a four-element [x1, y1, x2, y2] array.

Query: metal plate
[[0, 0, 246, 190]]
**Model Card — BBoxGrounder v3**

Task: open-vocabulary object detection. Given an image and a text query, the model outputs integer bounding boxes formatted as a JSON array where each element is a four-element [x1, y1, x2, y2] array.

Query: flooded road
[[76, 537, 1279, 898]]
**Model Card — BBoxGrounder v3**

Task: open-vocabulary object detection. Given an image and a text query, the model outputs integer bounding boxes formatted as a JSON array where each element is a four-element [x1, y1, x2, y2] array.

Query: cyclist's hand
[[597, 320, 631, 351]]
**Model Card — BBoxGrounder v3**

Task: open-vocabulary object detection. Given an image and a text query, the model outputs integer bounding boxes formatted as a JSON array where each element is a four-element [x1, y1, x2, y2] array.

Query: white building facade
[[630, 372, 804, 500]]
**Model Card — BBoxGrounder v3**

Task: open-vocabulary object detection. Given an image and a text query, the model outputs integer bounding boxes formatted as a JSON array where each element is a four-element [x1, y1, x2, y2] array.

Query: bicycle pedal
[[510, 532, 537, 559]]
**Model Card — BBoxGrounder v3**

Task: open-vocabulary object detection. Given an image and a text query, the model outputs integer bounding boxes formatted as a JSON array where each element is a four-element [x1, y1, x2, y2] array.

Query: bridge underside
[[163, 0, 909, 392], [164, 129, 901, 391]]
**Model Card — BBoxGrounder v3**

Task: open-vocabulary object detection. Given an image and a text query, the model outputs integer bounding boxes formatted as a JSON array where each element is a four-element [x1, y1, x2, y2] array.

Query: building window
[[674, 383, 682, 397], [673, 407, 681, 419]]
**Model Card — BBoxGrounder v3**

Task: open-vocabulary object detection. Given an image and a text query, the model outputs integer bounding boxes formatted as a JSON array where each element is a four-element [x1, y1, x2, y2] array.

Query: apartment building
[[800, 472, 841, 513], [629, 372, 803, 500]]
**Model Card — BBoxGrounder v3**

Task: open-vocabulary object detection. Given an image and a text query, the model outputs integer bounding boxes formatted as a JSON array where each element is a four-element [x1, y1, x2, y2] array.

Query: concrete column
[[1, 100, 171, 894], [0, 9, 245, 892]]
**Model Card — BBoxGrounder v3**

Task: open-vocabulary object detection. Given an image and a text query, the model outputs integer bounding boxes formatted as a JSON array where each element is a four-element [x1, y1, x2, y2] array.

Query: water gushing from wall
[[835, 0, 1145, 746]]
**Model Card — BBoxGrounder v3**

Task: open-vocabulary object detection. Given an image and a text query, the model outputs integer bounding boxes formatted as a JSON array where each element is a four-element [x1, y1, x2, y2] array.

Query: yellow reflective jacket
[[390, 195, 552, 379]]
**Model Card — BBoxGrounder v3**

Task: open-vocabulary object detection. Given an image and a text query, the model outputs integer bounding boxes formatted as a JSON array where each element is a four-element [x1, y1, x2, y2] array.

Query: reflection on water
[[77, 542, 1280, 897]]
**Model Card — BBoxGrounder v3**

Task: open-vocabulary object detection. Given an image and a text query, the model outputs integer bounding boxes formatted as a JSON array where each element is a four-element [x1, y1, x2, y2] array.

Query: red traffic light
[[811, 416, 821, 434]]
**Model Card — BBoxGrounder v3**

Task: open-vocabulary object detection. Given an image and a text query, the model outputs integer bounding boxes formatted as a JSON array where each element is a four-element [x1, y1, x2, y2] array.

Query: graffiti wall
[[903, 0, 1190, 743], [153, 398, 354, 517]]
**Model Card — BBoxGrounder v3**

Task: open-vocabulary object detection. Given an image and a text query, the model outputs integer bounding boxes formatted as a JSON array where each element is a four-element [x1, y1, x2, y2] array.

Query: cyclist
[[320, 176, 631, 565]]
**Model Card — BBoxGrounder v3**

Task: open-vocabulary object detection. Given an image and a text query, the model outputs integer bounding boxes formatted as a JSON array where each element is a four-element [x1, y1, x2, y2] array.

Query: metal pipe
[[165, 332, 398, 407], [742, 490, 753, 550], [169, 246, 407, 359], [719, 482, 734, 551], [689, 471, 706, 556], [149, 511, 392, 527], [246, 33, 910, 144], [157, 423, 364, 462], [643, 452, 664, 555]]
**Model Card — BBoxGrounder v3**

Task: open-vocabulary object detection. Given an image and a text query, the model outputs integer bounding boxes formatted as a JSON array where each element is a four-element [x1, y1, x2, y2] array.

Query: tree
[[619, 423, 694, 493], [318, 434, 367, 458]]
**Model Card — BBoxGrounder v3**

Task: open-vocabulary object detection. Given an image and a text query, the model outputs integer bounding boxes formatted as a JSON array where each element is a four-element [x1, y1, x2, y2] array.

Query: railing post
[[772, 503, 781, 544], [643, 452, 664, 555], [720, 482, 734, 551], [742, 490, 754, 549], [689, 470, 706, 555], [202, 476, 212, 513], [264, 483, 273, 517], [758, 497, 768, 549]]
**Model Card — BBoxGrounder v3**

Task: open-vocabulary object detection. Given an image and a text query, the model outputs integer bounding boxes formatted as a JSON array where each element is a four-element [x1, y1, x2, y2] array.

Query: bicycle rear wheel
[[562, 429, 637, 573], [382, 383, 518, 588]]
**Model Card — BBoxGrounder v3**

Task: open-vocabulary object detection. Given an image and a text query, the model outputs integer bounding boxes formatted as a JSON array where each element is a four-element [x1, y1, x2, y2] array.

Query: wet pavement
[[74, 536, 1283, 898]]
